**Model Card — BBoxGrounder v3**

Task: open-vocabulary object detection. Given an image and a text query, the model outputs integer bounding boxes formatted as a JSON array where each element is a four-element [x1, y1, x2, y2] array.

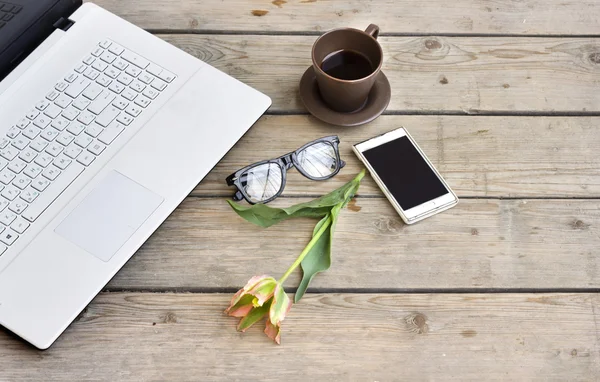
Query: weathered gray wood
[[89, 0, 600, 35], [153, 34, 600, 113], [1, 293, 598, 381], [105, 198, 600, 290], [191, 115, 600, 198]]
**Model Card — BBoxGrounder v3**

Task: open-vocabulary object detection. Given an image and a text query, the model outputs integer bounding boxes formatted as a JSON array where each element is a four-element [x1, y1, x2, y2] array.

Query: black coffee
[[321, 50, 374, 80]]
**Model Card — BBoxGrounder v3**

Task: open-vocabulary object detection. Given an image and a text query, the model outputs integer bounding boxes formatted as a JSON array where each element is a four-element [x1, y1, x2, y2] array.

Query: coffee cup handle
[[365, 24, 380, 40]]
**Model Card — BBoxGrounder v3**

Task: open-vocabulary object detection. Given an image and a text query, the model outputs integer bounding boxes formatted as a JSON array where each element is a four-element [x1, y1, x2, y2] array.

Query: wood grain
[[155, 34, 600, 113], [190, 115, 600, 198], [1, 293, 598, 381], [106, 197, 600, 290], [89, 0, 600, 35]]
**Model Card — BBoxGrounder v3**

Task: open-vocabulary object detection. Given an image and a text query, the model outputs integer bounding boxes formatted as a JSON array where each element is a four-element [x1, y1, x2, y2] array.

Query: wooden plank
[[107, 198, 600, 290], [1, 293, 598, 380], [89, 0, 600, 35], [155, 34, 600, 113], [191, 115, 600, 198]]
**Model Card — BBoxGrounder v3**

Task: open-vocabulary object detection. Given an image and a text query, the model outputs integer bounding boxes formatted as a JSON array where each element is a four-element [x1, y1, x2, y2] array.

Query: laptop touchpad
[[55, 171, 164, 262]]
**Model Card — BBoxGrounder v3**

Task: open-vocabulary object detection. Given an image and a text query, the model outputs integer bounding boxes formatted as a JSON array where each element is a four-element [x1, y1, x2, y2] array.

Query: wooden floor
[[2, 0, 600, 380]]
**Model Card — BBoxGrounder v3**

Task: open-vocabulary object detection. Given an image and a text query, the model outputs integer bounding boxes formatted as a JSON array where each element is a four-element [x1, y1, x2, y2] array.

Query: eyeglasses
[[226, 136, 346, 204]]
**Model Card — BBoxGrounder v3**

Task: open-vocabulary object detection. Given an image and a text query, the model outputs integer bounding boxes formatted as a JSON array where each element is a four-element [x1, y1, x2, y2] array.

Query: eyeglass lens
[[296, 142, 338, 179], [239, 162, 284, 203]]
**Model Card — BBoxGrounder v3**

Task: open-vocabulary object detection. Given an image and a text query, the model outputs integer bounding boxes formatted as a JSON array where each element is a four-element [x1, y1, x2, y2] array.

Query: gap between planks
[[101, 287, 600, 294], [145, 30, 600, 38]]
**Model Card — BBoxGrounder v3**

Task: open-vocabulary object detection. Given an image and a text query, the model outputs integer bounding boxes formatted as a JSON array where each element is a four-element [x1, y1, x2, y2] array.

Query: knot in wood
[[405, 313, 429, 334], [589, 52, 600, 64], [425, 39, 442, 50]]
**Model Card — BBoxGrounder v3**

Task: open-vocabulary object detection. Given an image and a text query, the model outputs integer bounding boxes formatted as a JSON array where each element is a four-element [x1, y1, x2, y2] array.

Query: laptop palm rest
[[55, 171, 164, 262]]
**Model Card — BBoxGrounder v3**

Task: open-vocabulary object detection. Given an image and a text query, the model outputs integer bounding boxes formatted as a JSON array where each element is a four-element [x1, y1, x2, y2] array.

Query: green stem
[[278, 214, 333, 285]]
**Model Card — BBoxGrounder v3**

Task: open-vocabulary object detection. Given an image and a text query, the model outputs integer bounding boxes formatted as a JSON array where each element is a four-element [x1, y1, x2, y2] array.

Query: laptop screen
[[0, 0, 81, 81]]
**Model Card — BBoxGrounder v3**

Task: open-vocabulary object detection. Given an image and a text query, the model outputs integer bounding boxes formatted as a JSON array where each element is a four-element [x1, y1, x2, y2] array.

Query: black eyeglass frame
[[226, 135, 346, 204]]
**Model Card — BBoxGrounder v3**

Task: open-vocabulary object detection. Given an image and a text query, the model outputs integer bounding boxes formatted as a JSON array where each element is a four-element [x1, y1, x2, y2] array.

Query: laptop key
[[26, 109, 39, 120], [11, 217, 30, 234], [113, 58, 129, 71], [36, 100, 50, 111], [8, 159, 27, 174], [46, 90, 60, 101], [98, 122, 125, 145], [99, 39, 112, 49], [0, 170, 15, 185], [65, 77, 91, 98], [0, 146, 18, 160], [125, 65, 142, 77], [0, 210, 16, 226], [0, 229, 18, 246], [13, 175, 31, 190], [43, 167, 60, 181], [83, 67, 100, 80], [83, 55, 95, 65], [8, 200, 27, 215], [88, 91, 116, 115], [55, 81, 68, 92], [77, 152, 95, 166], [11, 135, 28, 150], [82, 83, 103, 100], [30, 138, 48, 153], [16, 118, 30, 129], [64, 146, 83, 159], [1, 185, 20, 201], [95, 106, 120, 127], [34, 153, 53, 168], [31, 178, 50, 192], [65, 73, 78, 83], [88, 142, 106, 156], [23, 164, 43, 179], [121, 50, 149, 69], [100, 51, 117, 64], [72, 97, 91, 111], [74, 63, 87, 74], [157, 70, 176, 83]]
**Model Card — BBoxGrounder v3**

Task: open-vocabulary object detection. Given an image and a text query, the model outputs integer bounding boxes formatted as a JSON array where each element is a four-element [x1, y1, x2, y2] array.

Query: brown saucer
[[299, 66, 391, 127]]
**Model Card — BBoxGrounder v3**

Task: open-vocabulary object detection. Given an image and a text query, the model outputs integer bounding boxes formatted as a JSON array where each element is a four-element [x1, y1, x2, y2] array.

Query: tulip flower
[[225, 275, 292, 344], [226, 170, 365, 344]]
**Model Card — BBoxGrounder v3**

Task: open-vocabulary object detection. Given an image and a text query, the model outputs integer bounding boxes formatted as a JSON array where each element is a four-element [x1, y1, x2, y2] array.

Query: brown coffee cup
[[311, 24, 383, 113]]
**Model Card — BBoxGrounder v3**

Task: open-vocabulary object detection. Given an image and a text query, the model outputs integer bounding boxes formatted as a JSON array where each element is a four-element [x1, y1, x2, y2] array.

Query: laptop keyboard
[[0, 1, 22, 29], [0, 39, 175, 256]]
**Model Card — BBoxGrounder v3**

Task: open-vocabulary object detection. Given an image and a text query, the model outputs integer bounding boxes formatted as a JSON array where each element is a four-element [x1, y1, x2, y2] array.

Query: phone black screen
[[363, 136, 449, 210]]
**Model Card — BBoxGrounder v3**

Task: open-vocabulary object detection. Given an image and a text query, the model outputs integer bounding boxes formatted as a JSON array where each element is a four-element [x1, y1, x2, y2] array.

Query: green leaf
[[227, 200, 331, 228], [294, 213, 333, 303], [227, 169, 366, 228], [294, 171, 365, 302], [237, 300, 272, 332]]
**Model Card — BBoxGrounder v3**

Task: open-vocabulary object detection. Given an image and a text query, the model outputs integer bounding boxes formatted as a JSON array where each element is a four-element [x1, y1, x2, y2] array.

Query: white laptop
[[0, 1, 271, 349]]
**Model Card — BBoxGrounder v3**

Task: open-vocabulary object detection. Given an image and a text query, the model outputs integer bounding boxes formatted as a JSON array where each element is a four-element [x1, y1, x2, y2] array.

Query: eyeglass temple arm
[[340, 159, 347, 168]]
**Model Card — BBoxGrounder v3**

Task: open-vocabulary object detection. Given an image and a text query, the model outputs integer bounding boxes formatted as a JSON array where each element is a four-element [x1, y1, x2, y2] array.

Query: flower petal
[[269, 284, 292, 326], [264, 320, 281, 344], [247, 278, 277, 307], [225, 294, 255, 317], [237, 300, 272, 332], [227, 275, 272, 309]]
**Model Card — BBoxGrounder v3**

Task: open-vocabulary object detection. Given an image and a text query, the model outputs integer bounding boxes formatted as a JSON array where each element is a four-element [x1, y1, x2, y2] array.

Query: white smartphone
[[353, 127, 458, 224]]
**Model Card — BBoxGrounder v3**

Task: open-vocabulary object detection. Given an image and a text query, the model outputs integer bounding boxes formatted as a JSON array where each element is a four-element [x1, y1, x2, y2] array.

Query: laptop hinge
[[53, 17, 75, 32]]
